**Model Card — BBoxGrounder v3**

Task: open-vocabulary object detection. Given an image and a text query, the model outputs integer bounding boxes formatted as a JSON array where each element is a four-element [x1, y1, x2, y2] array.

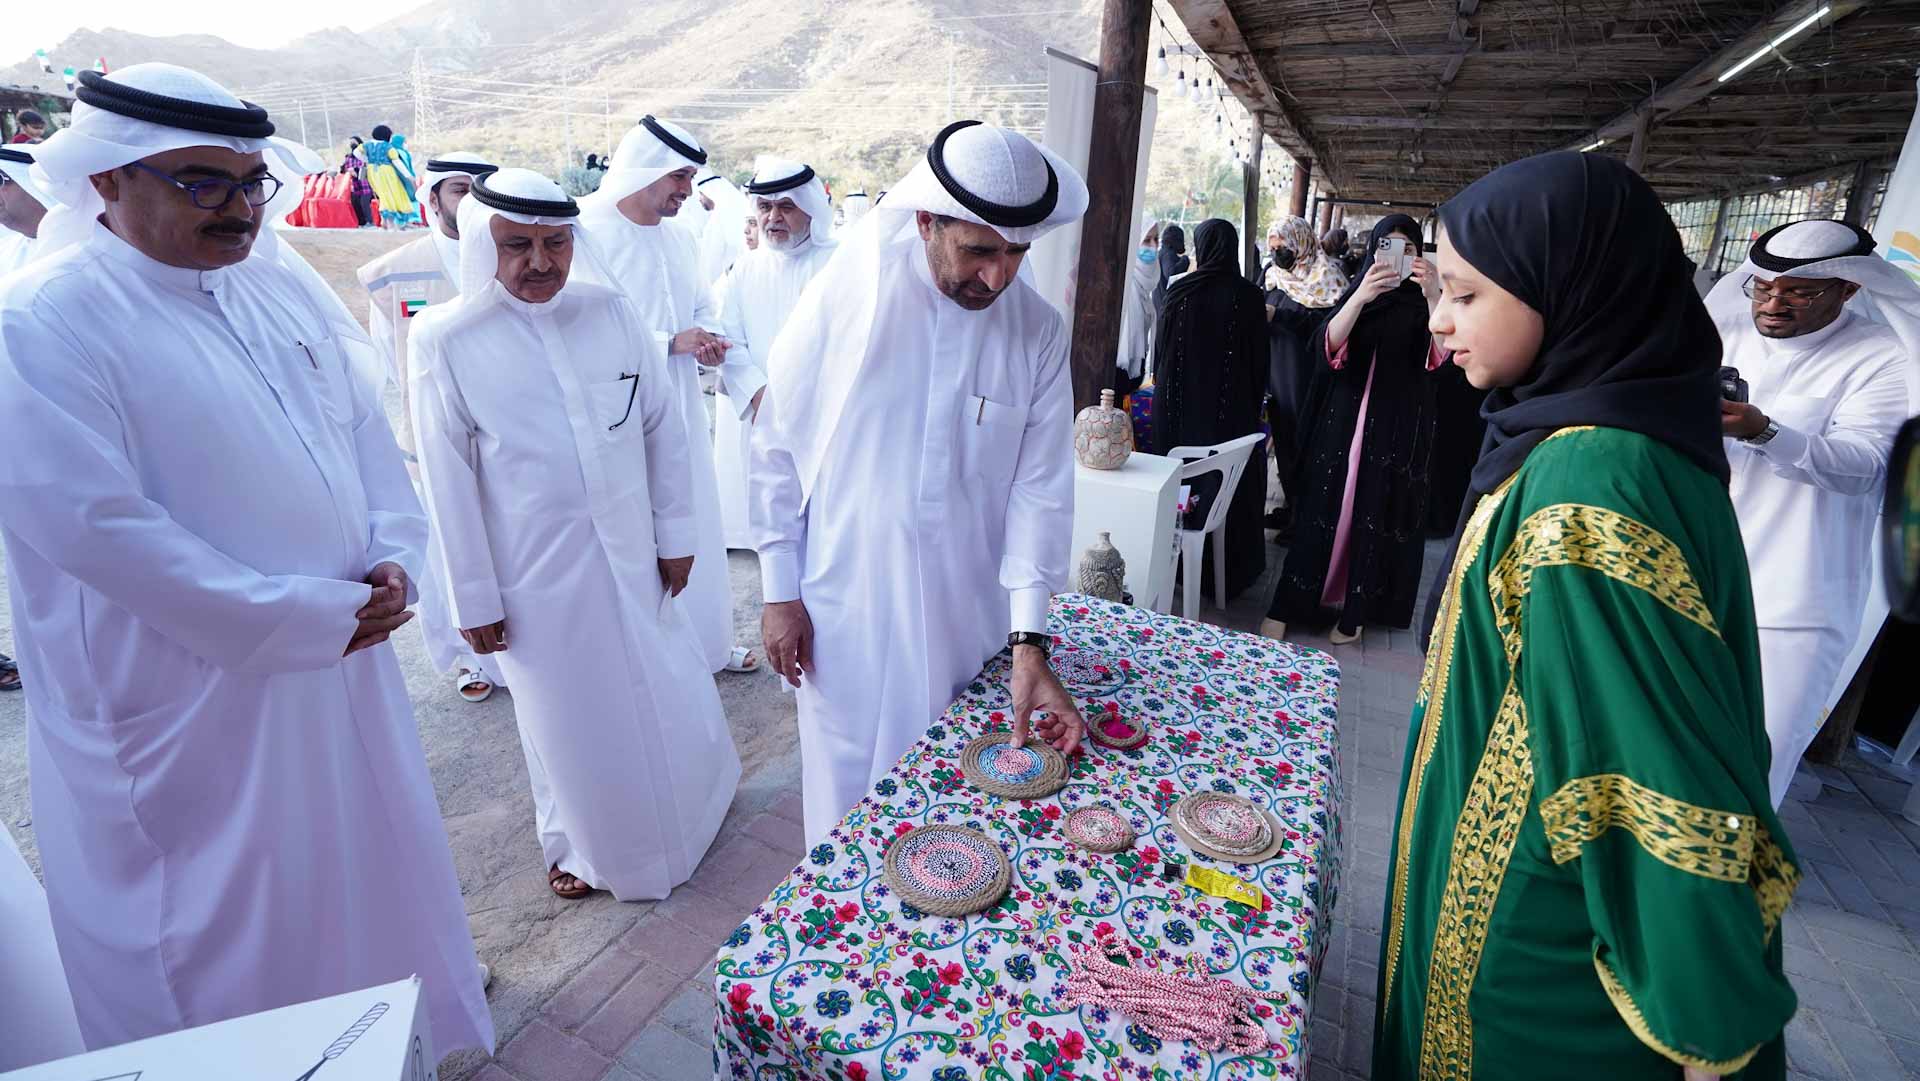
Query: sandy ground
[[0, 226, 801, 1070]]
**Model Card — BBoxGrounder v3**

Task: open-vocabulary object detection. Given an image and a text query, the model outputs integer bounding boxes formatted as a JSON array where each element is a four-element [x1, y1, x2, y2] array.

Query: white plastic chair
[[1162, 433, 1264, 621]]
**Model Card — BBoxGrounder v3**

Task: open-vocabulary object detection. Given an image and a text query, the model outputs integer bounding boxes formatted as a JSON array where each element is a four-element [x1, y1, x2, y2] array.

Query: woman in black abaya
[[1152, 223, 1190, 319], [1152, 218, 1270, 601], [1264, 214, 1443, 643]]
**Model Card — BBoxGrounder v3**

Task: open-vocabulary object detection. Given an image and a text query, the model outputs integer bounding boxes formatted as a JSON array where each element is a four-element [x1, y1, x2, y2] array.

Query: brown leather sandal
[[548, 864, 592, 900]]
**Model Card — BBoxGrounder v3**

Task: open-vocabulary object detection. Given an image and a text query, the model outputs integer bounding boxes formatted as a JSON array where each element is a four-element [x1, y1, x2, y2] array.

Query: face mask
[[1138, 247, 1158, 264]]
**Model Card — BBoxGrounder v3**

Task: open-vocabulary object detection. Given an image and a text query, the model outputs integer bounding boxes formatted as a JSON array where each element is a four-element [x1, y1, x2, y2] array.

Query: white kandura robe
[[584, 212, 734, 670], [751, 245, 1075, 844], [1719, 308, 1910, 805], [0, 828, 83, 1070], [714, 236, 838, 548], [0, 230, 40, 276], [358, 230, 501, 689], [0, 223, 492, 1052], [410, 282, 739, 899]]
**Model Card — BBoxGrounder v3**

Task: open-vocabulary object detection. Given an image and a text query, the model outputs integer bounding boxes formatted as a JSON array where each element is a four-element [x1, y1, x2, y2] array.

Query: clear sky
[[14, 4, 434, 54]]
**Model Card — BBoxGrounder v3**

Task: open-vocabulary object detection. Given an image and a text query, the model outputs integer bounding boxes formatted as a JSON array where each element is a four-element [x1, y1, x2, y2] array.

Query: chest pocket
[[591, 373, 645, 437], [287, 339, 353, 427], [1768, 392, 1835, 436], [959, 393, 1029, 487]]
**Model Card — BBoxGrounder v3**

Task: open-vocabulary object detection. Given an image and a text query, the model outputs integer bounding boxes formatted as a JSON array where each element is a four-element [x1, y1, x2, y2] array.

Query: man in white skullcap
[[0, 63, 491, 1051], [711, 155, 838, 549], [580, 116, 759, 674], [0, 146, 51, 275], [1706, 218, 1919, 805], [410, 169, 739, 901], [357, 150, 503, 704], [751, 121, 1092, 844]]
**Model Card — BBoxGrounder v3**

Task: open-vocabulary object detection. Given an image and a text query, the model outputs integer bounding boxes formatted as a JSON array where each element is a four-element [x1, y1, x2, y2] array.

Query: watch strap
[[1008, 631, 1051, 654]]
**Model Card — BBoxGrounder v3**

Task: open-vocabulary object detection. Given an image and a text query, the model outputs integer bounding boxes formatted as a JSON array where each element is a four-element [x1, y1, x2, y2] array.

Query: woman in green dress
[[1374, 151, 1800, 1080]]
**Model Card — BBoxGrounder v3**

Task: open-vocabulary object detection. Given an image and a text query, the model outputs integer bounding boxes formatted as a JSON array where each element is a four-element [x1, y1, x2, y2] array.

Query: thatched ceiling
[[1171, 0, 1920, 202]]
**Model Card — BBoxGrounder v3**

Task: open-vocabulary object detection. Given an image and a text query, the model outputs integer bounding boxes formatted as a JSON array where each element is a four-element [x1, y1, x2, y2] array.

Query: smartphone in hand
[[1380, 236, 1413, 281]]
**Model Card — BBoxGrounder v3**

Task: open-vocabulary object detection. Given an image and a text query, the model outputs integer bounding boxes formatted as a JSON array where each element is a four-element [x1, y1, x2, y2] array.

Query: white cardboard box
[[1, 977, 436, 1081], [1070, 452, 1183, 614]]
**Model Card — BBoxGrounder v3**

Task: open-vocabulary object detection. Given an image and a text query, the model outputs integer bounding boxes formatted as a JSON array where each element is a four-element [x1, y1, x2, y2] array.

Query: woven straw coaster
[[884, 825, 1012, 918], [1087, 710, 1150, 751], [960, 732, 1069, 799], [1168, 791, 1286, 865], [1064, 806, 1136, 853]]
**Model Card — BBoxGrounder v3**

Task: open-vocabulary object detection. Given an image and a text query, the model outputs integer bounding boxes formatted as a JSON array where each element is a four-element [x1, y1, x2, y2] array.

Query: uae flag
[[401, 299, 428, 319]]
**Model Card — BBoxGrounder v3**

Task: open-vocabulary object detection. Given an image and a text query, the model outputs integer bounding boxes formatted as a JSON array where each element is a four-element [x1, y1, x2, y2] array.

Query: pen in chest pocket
[[976, 395, 986, 425], [296, 340, 318, 369]]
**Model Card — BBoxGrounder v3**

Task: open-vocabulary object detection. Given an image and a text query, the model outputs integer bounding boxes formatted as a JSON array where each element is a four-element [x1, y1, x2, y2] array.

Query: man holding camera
[[1708, 219, 1916, 806]]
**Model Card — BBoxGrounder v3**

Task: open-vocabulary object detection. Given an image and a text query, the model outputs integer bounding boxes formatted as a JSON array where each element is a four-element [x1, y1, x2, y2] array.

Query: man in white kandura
[[1707, 219, 1919, 806], [581, 116, 759, 674], [698, 170, 752, 284], [0, 63, 491, 1051], [410, 169, 740, 901], [0, 146, 50, 276], [712, 155, 838, 549], [752, 121, 1092, 844], [358, 150, 503, 704]]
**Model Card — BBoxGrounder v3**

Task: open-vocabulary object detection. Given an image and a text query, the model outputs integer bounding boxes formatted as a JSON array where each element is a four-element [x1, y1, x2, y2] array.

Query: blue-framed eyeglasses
[[126, 161, 282, 210]]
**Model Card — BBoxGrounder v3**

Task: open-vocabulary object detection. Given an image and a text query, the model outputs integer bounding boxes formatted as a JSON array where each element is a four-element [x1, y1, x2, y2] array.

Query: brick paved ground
[[464, 540, 1920, 1081]]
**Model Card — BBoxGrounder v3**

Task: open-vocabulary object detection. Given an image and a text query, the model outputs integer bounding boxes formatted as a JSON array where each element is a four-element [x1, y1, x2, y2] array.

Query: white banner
[[1829, 68, 1920, 738], [1030, 47, 1158, 334], [1873, 69, 1920, 288]]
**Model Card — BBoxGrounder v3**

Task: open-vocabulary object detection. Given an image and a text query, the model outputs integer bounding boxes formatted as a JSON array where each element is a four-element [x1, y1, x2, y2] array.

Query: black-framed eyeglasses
[[126, 161, 281, 210], [1741, 275, 1841, 309]]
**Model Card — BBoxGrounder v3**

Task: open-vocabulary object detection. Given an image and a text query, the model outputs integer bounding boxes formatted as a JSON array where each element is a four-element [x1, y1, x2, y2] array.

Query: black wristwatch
[[1008, 631, 1051, 655]]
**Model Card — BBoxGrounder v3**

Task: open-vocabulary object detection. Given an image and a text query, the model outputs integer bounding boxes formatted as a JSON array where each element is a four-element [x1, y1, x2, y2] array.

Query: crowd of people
[[0, 57, 1916, 1081]]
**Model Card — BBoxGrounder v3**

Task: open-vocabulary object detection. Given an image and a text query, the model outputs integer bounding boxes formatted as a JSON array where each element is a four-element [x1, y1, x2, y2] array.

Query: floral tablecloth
[[713, 595, 1342, 1081]]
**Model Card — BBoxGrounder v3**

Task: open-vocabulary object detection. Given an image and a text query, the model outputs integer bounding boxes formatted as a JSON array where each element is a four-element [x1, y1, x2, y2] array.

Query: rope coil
[[1061, 929, 1284, 1054]]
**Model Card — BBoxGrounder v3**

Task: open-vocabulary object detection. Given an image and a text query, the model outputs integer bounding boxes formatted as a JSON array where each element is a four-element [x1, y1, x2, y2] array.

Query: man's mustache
[[203, 219, 255, 235]]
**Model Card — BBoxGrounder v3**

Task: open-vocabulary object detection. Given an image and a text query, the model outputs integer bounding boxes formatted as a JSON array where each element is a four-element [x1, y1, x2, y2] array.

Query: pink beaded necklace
[[1061, 929, 1286, 1054]]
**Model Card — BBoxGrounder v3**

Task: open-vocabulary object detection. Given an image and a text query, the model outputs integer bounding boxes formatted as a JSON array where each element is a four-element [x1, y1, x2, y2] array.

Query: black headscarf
[[1419, 151, 1728, 646], [1165, 218, 1243, 307]]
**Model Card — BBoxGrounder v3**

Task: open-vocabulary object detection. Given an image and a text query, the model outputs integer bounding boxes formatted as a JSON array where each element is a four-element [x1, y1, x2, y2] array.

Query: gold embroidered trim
[[1489, 504, 1719, 665], [1418, 682, 1535, 1080], [1381, 475, 1516, 1018], [1593, 951, 1764, 1073], [1540, 774, 1754, 881], [1750, 825, 1800, 940]]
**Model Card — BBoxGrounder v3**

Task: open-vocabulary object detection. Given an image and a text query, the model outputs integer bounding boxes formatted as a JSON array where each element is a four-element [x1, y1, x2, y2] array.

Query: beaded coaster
[[1087, 707, 1150, 751], [960, 732, 1069, 799], [1064, 806, 1136, 853], [1168, 792, 1286, 864], [1049, 648, 1124, 693], [884, 825, 1012, 918]]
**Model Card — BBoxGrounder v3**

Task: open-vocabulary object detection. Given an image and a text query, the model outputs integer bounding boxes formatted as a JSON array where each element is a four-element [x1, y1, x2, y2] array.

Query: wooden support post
[[1289, 154, 1311, 219], [1626, 110, 1651, 174], [1317, 197, 1335, 234], [1068, 0, 1153, 412], [1843, 157, 1881, 226], [1703, 194, 1733, 275], [1243, 135, 1263, 279]]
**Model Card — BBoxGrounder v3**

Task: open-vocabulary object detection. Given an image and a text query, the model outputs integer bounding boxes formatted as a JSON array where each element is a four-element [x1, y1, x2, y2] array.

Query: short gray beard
[[763, 226, 809, 253]]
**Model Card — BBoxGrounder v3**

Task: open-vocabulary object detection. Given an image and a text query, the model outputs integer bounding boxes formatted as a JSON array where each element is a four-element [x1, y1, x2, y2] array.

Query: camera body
[[1719, 365, 1750, 404]]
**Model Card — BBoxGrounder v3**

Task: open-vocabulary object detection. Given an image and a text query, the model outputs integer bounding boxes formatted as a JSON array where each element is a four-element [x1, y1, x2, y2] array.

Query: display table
[[1071, 454, 1182, 613], [713, 595, 1341, 1080]]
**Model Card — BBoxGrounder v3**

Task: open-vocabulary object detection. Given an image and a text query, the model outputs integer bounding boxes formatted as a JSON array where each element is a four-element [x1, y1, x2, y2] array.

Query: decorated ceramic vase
[[1073, 388, 1133, 470], [1076, 531, 1127, 602]]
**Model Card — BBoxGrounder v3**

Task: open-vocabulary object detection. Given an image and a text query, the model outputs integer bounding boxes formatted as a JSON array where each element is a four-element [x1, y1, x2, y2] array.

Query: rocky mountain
[[7, 1, 1257, 220]]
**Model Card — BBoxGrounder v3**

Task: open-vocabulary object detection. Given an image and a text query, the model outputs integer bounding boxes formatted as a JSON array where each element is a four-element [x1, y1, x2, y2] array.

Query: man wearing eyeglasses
[[0, 63, 492, 1053], [1707, 219, 1916, 806]]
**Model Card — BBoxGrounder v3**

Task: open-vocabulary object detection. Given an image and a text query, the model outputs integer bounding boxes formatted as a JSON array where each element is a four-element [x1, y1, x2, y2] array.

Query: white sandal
[[455, 665, 494, 703], [725, 645, 761, 674]]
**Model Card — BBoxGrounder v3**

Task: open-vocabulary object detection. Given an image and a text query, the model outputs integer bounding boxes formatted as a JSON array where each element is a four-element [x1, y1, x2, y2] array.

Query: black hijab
[[1165, 218, 1243, 306], [1419, 151, 1728, 646], [1155, 224, 1191, 308]]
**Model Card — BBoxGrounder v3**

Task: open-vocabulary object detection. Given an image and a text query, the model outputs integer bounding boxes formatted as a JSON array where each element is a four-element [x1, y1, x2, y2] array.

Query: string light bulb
[[1156, 46, 1169, 77], [1175, 69, 1187, 97]]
